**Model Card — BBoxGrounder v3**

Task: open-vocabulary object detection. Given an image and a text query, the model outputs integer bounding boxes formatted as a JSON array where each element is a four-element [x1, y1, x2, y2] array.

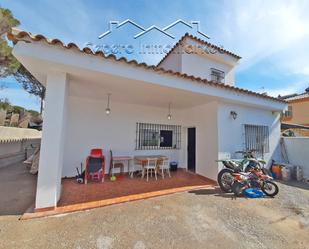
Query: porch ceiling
[[69, 72, 217, 109]]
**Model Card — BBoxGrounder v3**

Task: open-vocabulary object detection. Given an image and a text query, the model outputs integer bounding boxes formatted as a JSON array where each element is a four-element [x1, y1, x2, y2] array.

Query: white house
[[8, 29, 286, 210]]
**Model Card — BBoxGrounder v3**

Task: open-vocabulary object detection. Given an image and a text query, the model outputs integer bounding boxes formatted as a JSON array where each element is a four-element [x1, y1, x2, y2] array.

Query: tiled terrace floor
[[58, 170, 216, 207]]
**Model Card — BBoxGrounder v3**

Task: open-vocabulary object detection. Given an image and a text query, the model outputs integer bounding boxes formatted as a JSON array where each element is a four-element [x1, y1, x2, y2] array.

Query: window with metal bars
[[283, 105, 293, 118], [210, 68, 225, 83], [136, 123, 181, 150], [244, 124, 269, 154]]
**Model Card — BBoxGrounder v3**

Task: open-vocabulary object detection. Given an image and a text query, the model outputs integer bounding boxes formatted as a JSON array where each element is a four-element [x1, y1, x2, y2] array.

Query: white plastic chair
[[160, 159, 171, 179], [144, 158, 157, 181]]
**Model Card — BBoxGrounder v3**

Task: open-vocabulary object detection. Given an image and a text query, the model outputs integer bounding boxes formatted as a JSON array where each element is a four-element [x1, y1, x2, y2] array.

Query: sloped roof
[[281, 122, 309, 130], [157, 33, 241, 67], [7, 28, 285, 104], [279, 91, 309, 102]]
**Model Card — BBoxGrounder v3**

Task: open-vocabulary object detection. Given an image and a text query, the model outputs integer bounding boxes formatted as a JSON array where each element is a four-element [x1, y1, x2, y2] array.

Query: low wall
[[0, 126, 41, 139], [0, 127, 41, 168], [0, 138, 41, 168], [283, 137, 309, 179]]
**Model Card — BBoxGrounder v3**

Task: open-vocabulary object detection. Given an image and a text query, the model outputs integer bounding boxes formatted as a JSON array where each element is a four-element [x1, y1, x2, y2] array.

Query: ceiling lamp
[[167, 103, 172, 120], [105, 93, 111, 115]]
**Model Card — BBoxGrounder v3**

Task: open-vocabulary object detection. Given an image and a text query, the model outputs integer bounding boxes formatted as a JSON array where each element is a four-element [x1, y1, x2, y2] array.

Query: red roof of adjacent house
[[157, 33, 241, 67], [279, 89, 309, 102], [7, 28, 285, 104]]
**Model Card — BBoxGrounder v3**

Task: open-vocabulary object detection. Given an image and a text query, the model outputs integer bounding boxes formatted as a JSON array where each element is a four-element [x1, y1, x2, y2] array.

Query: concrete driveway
[[0, 162, 37, 215], [0, 177, 308, 249]]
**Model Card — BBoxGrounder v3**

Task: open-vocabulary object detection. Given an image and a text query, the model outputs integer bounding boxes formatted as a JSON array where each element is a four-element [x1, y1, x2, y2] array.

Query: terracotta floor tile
[[58, 170, 215, 207], [21, 170, 216, 219]]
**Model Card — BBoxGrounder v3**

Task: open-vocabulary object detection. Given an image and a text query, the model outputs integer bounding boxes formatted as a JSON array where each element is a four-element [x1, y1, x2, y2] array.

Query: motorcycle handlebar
[[235, 150, 258, 154]]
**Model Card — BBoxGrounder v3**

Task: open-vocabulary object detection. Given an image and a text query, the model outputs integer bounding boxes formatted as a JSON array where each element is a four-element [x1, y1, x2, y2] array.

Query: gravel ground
[[0, 181, 308, 249], [0, 162, 36, 215]]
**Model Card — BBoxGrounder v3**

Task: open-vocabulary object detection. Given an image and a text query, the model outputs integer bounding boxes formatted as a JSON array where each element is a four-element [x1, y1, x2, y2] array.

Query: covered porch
[[36, 64, 222, 210], [10, 30, 286, 211]]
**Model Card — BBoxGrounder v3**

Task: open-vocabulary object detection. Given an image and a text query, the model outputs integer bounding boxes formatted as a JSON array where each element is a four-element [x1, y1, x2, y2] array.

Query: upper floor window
[[210, 68, 225, 83], [283, 106, 293, 118]]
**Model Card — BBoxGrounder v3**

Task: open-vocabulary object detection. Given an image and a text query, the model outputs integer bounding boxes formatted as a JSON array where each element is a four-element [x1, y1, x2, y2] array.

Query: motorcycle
[[216, 150, 269, 193], [231, 167, 279, 197]]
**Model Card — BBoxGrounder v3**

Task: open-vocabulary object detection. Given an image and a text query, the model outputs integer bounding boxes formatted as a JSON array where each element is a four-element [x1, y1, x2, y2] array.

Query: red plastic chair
[[85, 148, 105, 184]]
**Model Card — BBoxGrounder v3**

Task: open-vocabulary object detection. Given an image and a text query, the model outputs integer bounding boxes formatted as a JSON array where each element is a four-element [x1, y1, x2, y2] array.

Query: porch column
[[35, 71, 68, 209]]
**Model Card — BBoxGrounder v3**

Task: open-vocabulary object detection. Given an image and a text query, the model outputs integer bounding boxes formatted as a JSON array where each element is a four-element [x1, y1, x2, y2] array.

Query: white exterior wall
[[36, 72, 68, 209], [181, 53, 235, 85], [159, 51, 182, 72], [180, 102, 219, 179], [63, 94, 219, 180], [158, 37, 238, 86], [283, 137, 309, 179], [217, 103, 281, 168], [63, 96, 184, 177], [63, 91, 281, 181]]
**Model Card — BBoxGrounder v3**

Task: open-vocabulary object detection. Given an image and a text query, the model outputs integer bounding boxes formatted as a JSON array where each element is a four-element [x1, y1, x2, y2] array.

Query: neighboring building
[[280, 87, 309, 125], [279, 87, 309, 136], [8, 29, 286, 210]]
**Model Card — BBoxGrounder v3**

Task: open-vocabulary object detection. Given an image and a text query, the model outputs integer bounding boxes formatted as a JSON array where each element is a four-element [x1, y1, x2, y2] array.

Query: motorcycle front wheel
[[217, 168, 234, 193], [261, 180, 279, 197]]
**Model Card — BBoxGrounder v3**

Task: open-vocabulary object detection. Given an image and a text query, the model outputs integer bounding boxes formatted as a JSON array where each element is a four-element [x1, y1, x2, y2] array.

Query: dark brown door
[[187, 128, 196, 172]]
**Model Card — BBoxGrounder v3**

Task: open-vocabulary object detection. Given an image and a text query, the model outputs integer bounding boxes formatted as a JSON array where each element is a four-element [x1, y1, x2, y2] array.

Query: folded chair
[[129, 159, 143, 178], [109, 149, 124, 176], [85, 148, 105, 184]]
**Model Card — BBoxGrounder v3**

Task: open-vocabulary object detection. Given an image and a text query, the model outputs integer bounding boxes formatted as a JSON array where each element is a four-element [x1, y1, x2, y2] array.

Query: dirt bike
[[231, 167, 279, 197], [216, 150, 269, 193]]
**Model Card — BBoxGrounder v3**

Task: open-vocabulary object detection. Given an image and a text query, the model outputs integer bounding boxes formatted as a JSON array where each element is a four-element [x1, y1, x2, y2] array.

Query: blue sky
[[1, 0, 309, 111]]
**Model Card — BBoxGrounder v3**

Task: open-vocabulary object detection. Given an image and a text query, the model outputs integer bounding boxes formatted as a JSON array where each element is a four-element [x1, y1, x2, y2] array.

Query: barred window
[[244, 124, 269, 154], [210, 68, 225, 83], [283, 106, 293, 118], [136, 123, 181, 150]]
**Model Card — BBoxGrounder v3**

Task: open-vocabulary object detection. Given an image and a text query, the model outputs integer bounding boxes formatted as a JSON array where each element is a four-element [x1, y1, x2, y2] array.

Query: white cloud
[[261, 81, 308, 97], [216, 0, 309, 75]]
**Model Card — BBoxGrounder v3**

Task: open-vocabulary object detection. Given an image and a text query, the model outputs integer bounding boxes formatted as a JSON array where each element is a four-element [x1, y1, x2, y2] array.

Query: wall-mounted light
[[167, 102, 172, 120], [230, 111, 237, 120], [105, 93, 111, 115]]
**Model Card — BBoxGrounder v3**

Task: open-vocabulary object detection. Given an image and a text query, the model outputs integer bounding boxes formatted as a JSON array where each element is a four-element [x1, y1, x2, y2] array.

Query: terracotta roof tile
[[283, 93, 309, 102], [7, 28, 285, 104]]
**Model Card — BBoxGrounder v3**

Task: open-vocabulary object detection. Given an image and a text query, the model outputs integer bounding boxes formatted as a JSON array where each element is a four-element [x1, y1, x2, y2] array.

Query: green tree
[[14, 64, 46, 114], [0, 8, 19, 77], [0, 97, 10, 110], [0, 7, 45, 114]]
